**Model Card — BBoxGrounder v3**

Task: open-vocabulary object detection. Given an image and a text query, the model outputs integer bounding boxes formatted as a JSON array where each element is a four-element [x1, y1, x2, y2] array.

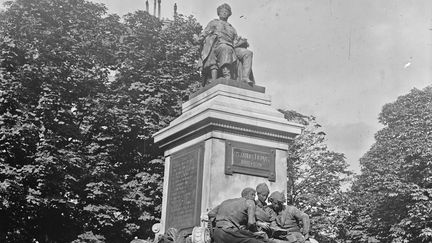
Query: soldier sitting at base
[[208, 187, 271, 243], [254, 183, 277, 237], [267, 192, 310, 243], [255, 183, 270, 212]]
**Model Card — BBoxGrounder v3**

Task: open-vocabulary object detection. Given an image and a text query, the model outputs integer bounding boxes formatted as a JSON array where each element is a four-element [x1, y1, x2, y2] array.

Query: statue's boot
[[222, 66, 231, 79], [243, 78, 254, 86], [210, 68, 218, 81]]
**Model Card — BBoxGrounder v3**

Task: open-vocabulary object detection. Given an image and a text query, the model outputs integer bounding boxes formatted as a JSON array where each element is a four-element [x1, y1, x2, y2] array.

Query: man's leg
[[214, 228, 268, 243], [285, 232, 305, 243]]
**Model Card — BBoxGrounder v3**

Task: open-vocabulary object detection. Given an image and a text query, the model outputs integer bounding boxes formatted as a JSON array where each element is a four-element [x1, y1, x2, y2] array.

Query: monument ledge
[[153, 79, 303, 150]]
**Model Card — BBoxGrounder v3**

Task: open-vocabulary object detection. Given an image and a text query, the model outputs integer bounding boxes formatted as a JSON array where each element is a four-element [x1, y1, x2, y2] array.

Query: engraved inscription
[[225, 140, 276, 181], [168, 151, 197, 226], [166, 144, 203, 232], [233, 148, 271, 170]]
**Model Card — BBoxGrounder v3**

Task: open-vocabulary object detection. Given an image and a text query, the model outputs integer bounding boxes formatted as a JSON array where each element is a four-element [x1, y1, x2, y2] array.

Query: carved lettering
[[166, 144, 203, 232], [233, 148, 271, 170], [225, 140, 276, 181]]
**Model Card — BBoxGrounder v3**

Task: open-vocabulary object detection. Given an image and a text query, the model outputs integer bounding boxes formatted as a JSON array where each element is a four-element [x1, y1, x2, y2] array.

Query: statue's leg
[[203, 50, 218, 85], [235, 48, 254, 85], [215, 44, 235, 80]]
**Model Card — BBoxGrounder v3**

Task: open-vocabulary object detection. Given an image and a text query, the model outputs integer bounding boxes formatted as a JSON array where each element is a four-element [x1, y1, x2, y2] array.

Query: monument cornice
[[154, 116, 299, 150], [153, 82, 303, 150]]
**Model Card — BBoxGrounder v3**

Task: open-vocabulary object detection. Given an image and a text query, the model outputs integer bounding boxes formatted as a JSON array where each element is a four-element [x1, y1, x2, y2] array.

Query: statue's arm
[[199, 19, 217, 40], [234, 36, 249, 48]]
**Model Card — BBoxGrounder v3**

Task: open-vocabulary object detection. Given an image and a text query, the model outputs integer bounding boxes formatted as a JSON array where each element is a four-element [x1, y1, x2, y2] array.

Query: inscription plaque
[[225, 140, 276, 181], [166, 143, 204, 232]]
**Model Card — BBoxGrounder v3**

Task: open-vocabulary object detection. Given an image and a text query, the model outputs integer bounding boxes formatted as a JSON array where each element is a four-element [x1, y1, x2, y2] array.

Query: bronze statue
[[195, 3, 254, 86]]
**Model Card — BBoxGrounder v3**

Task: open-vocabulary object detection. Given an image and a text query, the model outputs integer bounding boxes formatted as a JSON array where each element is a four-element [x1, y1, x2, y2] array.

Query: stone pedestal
[[153, 79, 303, 235]]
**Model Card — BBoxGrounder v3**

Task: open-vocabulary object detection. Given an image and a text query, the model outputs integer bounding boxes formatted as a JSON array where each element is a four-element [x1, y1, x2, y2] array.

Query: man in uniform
[[267, 192, 310, 243], [208, 188, 269, 243], [254, 183, 280, 240], [255, 183, 270, 209], [254, 183, 274, 229]]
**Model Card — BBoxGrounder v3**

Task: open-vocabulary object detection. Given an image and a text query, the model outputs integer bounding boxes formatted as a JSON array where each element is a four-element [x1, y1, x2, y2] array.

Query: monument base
[[190, 78, 265, 99], [153, 80, 303, 235]]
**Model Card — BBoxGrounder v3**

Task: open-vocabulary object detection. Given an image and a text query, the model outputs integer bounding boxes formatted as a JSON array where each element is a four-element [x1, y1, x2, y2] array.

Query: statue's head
[[241, 187, 256, 201], [217, 3, 232, 18]]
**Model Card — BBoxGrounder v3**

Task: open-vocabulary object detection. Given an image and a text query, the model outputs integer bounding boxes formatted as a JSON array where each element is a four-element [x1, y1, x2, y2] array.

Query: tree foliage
[[6, 1, 431, 243], [282, 110, 352, 242], [0, 0, 201, 241], [351, 86, 432, 242]]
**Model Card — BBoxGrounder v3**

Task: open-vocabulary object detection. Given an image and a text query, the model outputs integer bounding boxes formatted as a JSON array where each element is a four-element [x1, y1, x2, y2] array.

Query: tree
[[0, 0, 202, 241], [352, 86, 432, 242], [0, 0, 120, 241], [282, 110, 352, 242], [86, 12, 202, 240]]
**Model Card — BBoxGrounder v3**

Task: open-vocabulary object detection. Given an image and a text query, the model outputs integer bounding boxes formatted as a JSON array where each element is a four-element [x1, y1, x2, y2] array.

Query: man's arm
[[255, 206, 271, 230], [300, 212, 310, 239], [264, 206, 279, 228], [246, 199, 258, 231], [207, 205, 220, 232], [208, 205, 220, 220], [292, 207, 310, 238]]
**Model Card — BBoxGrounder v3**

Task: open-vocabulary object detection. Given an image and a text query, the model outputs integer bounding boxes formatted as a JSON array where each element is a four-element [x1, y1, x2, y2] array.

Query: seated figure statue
[[196, 3, 254, 86]]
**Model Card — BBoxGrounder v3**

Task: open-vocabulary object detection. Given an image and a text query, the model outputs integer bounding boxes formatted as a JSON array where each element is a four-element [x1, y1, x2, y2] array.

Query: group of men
[[208, 183, 310, 243]]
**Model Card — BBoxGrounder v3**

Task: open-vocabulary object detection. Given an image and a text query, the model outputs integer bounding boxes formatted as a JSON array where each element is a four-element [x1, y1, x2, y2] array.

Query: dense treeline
[[281, 110, 353, 242], [284, 86, 432, 243], [350, 86, 432, 242], [0, 0, 201, 242], [1, 0, 431, 242]]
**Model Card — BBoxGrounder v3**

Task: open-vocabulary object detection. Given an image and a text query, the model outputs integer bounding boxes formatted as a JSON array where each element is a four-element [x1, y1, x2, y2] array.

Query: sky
[[1, 0, 431, 173]]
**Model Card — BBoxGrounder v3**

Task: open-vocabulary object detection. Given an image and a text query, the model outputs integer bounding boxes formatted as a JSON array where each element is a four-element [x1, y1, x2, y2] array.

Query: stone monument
[[152, 80, 302, 238], [151, 4, 303, 242]]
